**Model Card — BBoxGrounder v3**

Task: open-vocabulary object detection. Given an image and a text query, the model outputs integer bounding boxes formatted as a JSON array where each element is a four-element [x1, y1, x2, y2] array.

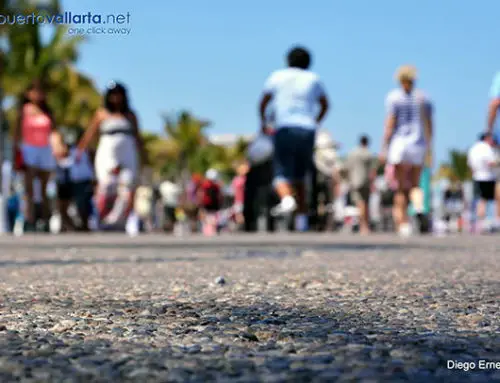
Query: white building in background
[[209, 129, 340, 149], [208, 133, 255, 147]]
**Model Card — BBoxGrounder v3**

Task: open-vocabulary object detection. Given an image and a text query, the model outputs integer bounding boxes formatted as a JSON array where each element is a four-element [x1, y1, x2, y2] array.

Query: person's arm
[[259, 73, 276, 134], [381, 94, 396, 159], [487, 99, 500, 134], [259, 94, 273, 134], [77, 109, 102, 153], [422, 100, 433, 167], [369, 156, 378, 183], [128, 111, 146, 164], [314, 79, 329, 124], [487, 73, 500, 134], [13, 105, 23, 149], [422, 101, 433, 145], [47, 110, 66, 159]]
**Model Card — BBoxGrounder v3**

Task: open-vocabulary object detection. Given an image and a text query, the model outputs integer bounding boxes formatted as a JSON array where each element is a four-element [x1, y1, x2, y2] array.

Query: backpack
[[203, 182, 220, 210]]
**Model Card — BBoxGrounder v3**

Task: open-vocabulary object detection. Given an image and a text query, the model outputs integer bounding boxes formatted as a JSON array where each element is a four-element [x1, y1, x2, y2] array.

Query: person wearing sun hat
[[380, 65, 433, 236]]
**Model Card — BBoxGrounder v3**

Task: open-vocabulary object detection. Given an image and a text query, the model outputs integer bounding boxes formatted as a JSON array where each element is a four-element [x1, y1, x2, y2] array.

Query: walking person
[[467, 133, 499, 233], [231, 161, 248, 228], [258, 46, 329, 232], [379, 65, 433, 236], [55, 131, 94, 232], [199, 169, 223, 235], [244, 135, 277, 232], [159, 176, 181, 232], [76, 81, 144, 228], [345, 135, 377, 234], [486, 71, 500, 227], [12, 80, 66, 232]]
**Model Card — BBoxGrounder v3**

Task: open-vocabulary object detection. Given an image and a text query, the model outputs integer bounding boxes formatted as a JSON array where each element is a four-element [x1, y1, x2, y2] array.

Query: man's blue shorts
[[273, 127, 316, 185]]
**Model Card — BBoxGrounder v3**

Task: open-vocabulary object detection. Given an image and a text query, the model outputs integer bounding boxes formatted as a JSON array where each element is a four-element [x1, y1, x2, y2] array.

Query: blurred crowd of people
[[3, 45, 500, 237]]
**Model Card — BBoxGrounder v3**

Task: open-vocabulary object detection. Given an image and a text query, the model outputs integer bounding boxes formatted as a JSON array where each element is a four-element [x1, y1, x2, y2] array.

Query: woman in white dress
[[77, 82, 144, 226]]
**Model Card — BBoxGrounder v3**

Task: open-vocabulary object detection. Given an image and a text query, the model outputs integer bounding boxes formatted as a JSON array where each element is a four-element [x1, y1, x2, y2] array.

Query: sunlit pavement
[[0, 233, 498, 382]]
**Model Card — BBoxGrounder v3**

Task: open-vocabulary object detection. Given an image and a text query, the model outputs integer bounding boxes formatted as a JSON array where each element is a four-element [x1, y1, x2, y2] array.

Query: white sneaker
[[398, 223, 412, 237], [271, 196, 297, 216], [126, 213, 140, 236]]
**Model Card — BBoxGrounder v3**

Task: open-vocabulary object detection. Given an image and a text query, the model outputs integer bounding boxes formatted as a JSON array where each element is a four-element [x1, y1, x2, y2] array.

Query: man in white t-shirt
[[258, 46, 329, 231], [467, 133, 498, 232]]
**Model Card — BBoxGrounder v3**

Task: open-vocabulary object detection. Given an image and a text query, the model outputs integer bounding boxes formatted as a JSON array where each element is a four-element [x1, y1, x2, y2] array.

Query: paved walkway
[[0, 234, 498, 382]]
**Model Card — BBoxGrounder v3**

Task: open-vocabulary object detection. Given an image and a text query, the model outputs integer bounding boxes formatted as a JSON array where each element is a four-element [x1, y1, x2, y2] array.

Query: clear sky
[[60, 0, 499, 166]]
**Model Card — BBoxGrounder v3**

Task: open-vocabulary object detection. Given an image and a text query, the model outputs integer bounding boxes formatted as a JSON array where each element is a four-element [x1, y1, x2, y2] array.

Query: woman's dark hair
[[104, 81, 130, 113], [287, 46, 311, 69], [18, 79, 53, 120]]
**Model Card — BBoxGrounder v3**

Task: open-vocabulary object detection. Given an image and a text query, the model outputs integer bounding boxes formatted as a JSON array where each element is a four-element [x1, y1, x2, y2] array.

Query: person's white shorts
[[21, 144, 56, 171], [387, 138, 426, 166]]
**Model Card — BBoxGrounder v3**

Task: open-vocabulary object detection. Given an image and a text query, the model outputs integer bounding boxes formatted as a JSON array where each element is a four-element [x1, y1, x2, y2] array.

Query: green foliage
[[1, 0, 100, 134], [449, 150, 471, 181], [435, 150, 471, 181], [0, 1, 250, 181]]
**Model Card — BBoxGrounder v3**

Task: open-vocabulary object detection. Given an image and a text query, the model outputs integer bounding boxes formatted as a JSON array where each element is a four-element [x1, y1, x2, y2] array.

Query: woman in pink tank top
[[13, 80, 65, 232]]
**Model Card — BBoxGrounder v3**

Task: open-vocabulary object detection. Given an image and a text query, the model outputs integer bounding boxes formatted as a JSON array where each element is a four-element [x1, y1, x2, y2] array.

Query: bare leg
[[357, 198, 370, 234], [23, 168, 35, 225], [96, 184, 114, 219], [275, 181, 293, 200], [37, 170, 53, 223], [393, 164, 410, 230], [476, 198, 487, 232], [409, 165, 424, 212]]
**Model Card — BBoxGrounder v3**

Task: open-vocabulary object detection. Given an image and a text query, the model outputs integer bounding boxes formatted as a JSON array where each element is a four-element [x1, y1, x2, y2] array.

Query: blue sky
[[59, 0, 499, 166]]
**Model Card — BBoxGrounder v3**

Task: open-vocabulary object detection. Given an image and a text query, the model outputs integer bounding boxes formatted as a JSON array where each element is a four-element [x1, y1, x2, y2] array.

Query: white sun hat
[[206, 168, 219, 181]]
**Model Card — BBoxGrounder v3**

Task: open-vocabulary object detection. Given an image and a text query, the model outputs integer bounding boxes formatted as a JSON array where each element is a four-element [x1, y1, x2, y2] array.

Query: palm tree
[[449, 150, 471, 181], [435, 150, 471, 181], [163, 111, 211, 174], [2, 12, 100, 134]]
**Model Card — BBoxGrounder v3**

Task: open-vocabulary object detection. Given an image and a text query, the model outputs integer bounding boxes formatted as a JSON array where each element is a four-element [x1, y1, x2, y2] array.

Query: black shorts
[[164, 206, 177, 224], [273, 127, 316, 184], [474, 180, 495, 201]]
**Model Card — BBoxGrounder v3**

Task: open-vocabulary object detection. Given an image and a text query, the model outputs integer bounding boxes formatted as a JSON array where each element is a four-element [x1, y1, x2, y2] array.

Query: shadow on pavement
[[0, 242, 456, 268], [0, 297, 498, 382], [0, 256, 200, 268], [0, 241, 450, 252]]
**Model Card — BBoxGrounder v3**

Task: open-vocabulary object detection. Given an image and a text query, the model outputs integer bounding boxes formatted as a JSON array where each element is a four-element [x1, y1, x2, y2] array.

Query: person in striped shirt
[[380, 65, 433, 236]]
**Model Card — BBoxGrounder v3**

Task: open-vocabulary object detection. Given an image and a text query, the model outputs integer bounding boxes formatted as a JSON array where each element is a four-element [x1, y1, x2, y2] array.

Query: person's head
[[192, 173, 202, 184], [359, 135, 370, 147], [287, 46, 311, 70], [104, 81, 130, 114], [205, 168, 219, 182], [482, 132, 496, 146], [234, 160, 249, 176], [395, 65, 417, 93], [19, 79, 52, 117], [24, 79, 47, 105]]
